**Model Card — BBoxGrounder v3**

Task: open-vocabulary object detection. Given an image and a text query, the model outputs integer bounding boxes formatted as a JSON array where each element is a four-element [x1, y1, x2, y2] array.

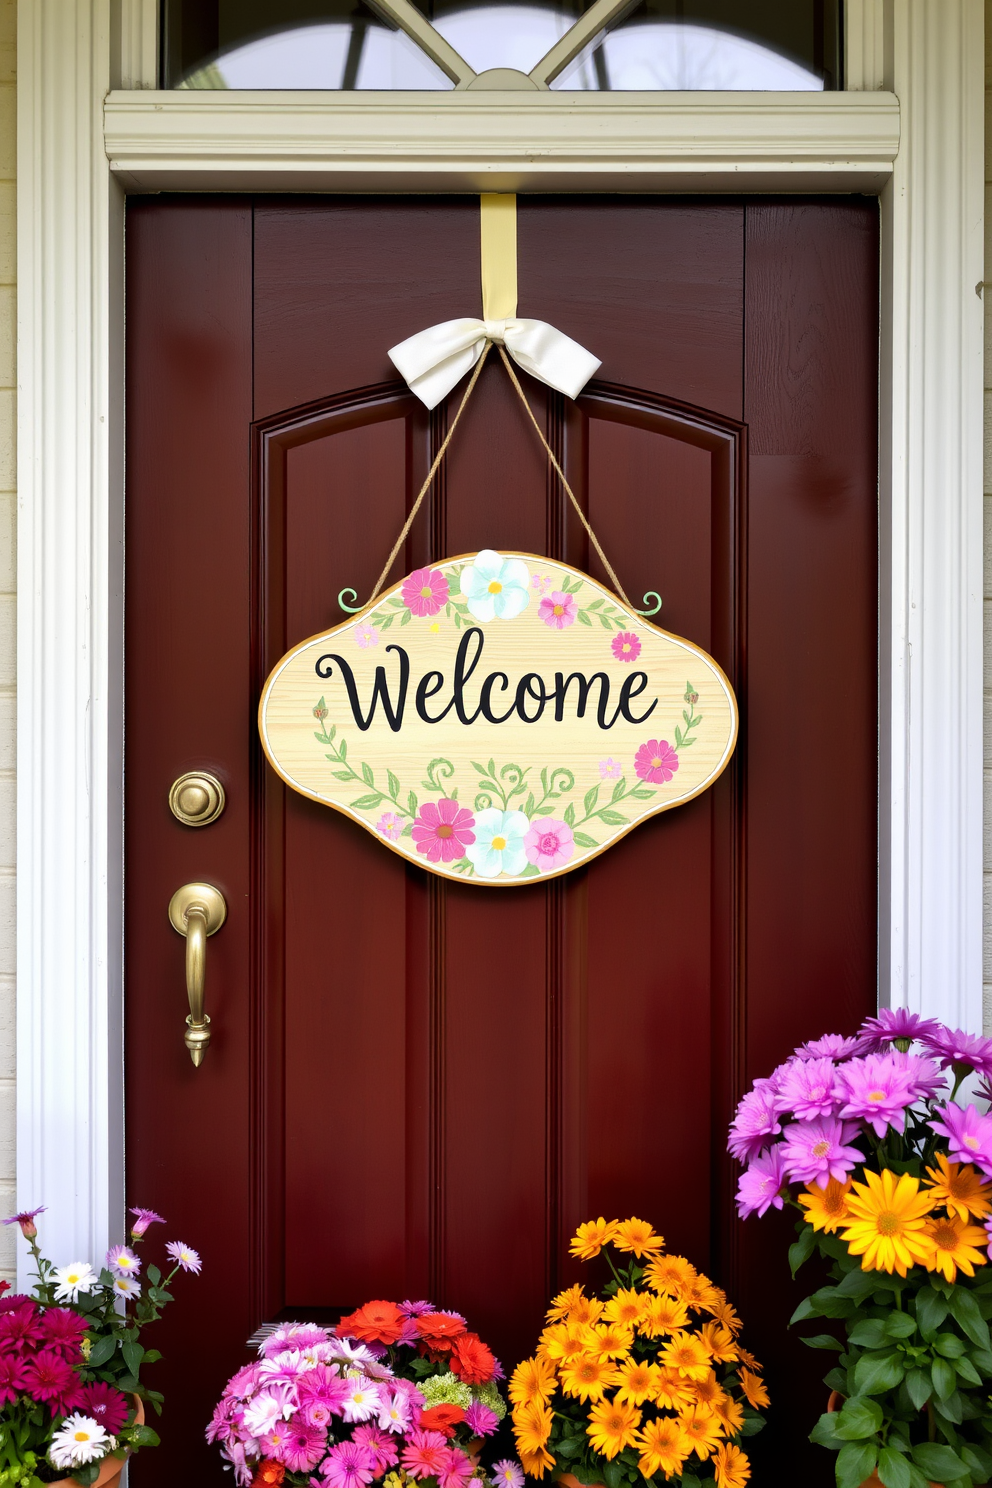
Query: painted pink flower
[[930, 1101, 992, 1175], [355, 624, 379, 649], [402, 1430, 450, 1480], [538, 591, 577, 629], [635, 739, 679, 784], [773, 1057, 840, 1121], [611, 631, 641, 663], [780, 1116, 863, 1185], [599, 758, 621, 780], [411, 799, 475, 864], [402, 568, 449, 618], [530, 574, 551, 596], [736, 1146, 787, 1219], [524, 818, 574, 872], [376, 812, 402, 842], [728, 1083, 782, 1163]]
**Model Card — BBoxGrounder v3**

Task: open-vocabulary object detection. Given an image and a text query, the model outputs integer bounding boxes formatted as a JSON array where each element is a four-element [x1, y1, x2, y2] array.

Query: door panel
[[125, 196, 877, 1485]]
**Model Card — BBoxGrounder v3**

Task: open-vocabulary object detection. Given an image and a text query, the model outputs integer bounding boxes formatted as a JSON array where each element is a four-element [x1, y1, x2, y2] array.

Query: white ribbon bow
[[388, 317, 601, 410]]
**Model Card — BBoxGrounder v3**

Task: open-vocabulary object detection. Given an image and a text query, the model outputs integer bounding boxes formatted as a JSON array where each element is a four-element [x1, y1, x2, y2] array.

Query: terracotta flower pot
[[49, 1396, 145, 1488], [826, 1392, 936, 1488], [558, 1471, 605, 1488]]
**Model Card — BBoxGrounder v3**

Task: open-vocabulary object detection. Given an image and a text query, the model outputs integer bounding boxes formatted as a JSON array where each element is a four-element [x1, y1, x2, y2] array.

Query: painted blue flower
[[459, 550, 530, 622], [465, 808, 530, 878]]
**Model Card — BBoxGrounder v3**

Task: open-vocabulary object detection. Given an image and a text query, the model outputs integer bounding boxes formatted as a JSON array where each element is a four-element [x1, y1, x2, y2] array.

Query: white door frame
[[15, 0, 985, 1275]]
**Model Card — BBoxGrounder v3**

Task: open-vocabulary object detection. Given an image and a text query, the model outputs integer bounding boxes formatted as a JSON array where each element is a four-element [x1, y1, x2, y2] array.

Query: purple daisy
[[898, 1050, 946, 1100], [728, 1083, 782, 1163], [322, 1441, 377, 1488], [106, 1244, 141, 1278], [836, 1052, 920, 1137], [464, 1399, 499, 1436], [735, 1145, 788, 1219], [859, 1007, 941, 1052], [165, 1240, 201, 1274], [796, 1033, 868, 1061], [773, 1057, 840, 1120], [128, 1206, 164, 1237], [398, 1299, 434, 1316], [780, 1115, 864, 1185], [282, 1420, 328, 1474], [919, 1026, 992, 1079], [930, 1101, 992, 1175], [2, 1205, 45, 1239], [492, 1464, 526, 1488]]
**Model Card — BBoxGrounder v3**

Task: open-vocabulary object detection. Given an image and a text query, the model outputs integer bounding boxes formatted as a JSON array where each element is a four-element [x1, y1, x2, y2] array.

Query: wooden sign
[[259, 552, 738, 885]]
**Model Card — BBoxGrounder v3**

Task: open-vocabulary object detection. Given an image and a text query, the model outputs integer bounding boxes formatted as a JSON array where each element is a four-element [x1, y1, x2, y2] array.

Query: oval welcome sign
[[259, 551, 738, 885]]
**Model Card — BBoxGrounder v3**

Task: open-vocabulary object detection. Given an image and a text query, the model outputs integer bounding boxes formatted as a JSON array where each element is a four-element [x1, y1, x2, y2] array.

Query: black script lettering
[[314, 646, 410, 733], [618, 671, 657, 725], [480, 670, 515, 724], [554, 671, 618, 729], [515, 673, 548, 723], [415, 670, 447, 723], [452, 627, 486, 724]]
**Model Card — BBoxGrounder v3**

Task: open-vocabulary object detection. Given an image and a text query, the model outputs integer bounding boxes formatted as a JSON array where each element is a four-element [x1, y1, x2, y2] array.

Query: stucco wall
[[0, 0, 14, 1281]]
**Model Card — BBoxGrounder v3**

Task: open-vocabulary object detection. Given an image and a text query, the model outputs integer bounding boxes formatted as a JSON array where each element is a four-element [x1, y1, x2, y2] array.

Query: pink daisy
[[282, 1421, 327, 1474], [106, 1244, 141, 1278], [736, 1146, 787, 1219], [411, 799, 476, 864], [341, 1376, 383, 1423], [0, 1353, 27, 1407], [402, 568, 449, 618], [634, 739, 679, 784], [930, 1101, 992, 1175], [780, 1115, 864, 1185], [355, 624, 379, 649], [79, 1382, 130, 1435], [524, 817, 574, 872], [611, 631, 642, 663], [796, 1033, 868, 1061], [919, 1026, 992, 1079], [439, 1448, 475, 1488], [353, 1424, 400, 1474], [376, 812, 402, 842], [323, 1442, 378, 1488], [859, 1007, 941, 1051], [39, 1307, 88, 1356], [261, 1421, 294, 1460], [298, 1365, 350, 1415], [773, 1057, 840, 1120], [538, 591, 577, 629], [464, 1400, 499, 1436], [2, 1205, 45, 1239], [378, 1389, 413, 1434], [836, 1052, 920, 1137], [0, 1301, 44, 1349], [261, 1323, 332, 1357], [128, 1206, 164, 1236], [728, 1083, 782, 1163], [402, 1430, 450, 1480], [21, 1349, 83, 1416], [599, 758, 622, 780], [398, 1300, 433, 1316]]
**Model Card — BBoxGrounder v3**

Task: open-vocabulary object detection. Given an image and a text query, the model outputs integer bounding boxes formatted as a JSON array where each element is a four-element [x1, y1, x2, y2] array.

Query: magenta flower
[[402, 1430, 451, 1480], [106, 1244, 141, 1278], [261, 1323, 332, 1357], [736, 1146, 787, 1219], [538, 591, 578, 629], [402, 568, 449, 618], [283, 1421, 328, 1474], [398, 1300, 433, 1316], [930, 1101, 992, 1174], [261, 1421, 294, 1460], [611, 632, 642, 663], [0, 1301, 44, 1350], [353, 1424, 400, 1473], [599, 758, 622, 780], [634, 739, 679, 784], [796, 1033, 867, 1061], [728, 1083, 782, 1163], [79, 1382, 130, 1434], [165, 1240, 201, 1274], [836, 1053, 920, 1137], [919, 1026, 992, 1079], [439, 1447, 476, 1488], [899, 1051, 945, 1100], [0, 1353, 27, 1407], [376, 811, 403, 842], [355, 623, 380, 650], [492, 1463, 526, 1488], [524, 818, 574, 872], [39, 1307, 88, 1356], [412, 799, 476, 864], [859, 1007, 941, 1051], [773, 1057, 840, 1120], [298, 1365, 350, 1415], [22, 1349, 83, 1416], [2, 1205, 45, 1239], [128, 1206, 164, 1237], [464, 1399, 499, 1436], [780, 1115, 863, 1185], [323, 1442, 377, 1488]]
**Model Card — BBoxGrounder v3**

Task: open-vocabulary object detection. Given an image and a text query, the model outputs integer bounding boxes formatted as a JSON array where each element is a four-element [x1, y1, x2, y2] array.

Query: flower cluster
[[208, 1300, 511, 1488], [0, 1205, 194, 1479], [510, 1219, 766, 1488]]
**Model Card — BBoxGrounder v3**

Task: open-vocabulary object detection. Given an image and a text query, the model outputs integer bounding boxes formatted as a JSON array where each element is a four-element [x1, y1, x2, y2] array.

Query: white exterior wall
[[0, 0, 15, 1281], [985, 1, 992, 1036]]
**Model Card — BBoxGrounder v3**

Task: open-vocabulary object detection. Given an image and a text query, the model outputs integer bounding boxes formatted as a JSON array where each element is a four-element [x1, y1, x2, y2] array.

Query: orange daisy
[[738, 1368, 769, 1410], [798, 1178, 853, 1233], [638, 1293, 689, 1338], [508, 1355, 557, 1408], [714, 1442, 751, 1488], [654, 1367, 696, 1411], [924, 1154, 992, 1222], [645, 1254, 697, 1297], [712, 1394, 745, 1436], [699, 1322, 738, 1364], [679, 1405, 724, 1459], [614, 1358, 663, 1405], [612, 1217, 665, 1257], [603, 1289, 646, 1328], [569, 1218, 618, 1260], [661, 1331, 712, 1382]]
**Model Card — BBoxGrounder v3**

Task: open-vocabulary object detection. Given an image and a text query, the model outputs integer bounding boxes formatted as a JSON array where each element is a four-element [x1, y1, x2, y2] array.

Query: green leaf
[[916, 1287, 950, 1340], [836, 1268, 878, 1301], [599, 809, 629, 826], [400, 608, 412, 625], [129, 1424, 161, 1448], [576, 610, 593, 627], [961, 1444, 992, 1479], [931, 1388, 963, 1424], [948, 1288, 992, 1349], [122, 1339, 144, 1376], [146, 1265, 161, 1286], [911, 1443, 968, 1481], [934, 1333, 966, 1359], [573, 832, 598, 848], [521, 863, 540, 877], [564, 801, 576, 826], [791, 1296, 821, 1325], [834, 1397, 884, 1439], [583, 785, 600, 814], [338, 738, 347, 761], [350, 792, 385, 810], [837, 1441, 879, 1488], [802, 1334, 845, 1351], [557, 1439, 583, 1459], [878, 1447, 912, 1488], [809, 1411, 842, 1448], [387, 771, 400, 801], [854, 1353, 906, 1395], [86, 1335, 117, 1366], [953, 1353, 981, 1386], [612, 779, 627, 801], [904, 1368, 932, 1409], [932, 1357, 957, 1401], [603, 1460, 623, 1488], [885, 1312, 919, 1339], [789, 1225, 817, 1277], [849, 1320, 889, 1349]]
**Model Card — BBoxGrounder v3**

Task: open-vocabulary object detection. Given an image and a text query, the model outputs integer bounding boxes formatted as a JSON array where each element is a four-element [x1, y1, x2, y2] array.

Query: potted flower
[[728, 1010, 992, 1488], [508, 1217, 767, 1488], [207, 1297, 512, 1486], [0, 1204, 200, 1485]]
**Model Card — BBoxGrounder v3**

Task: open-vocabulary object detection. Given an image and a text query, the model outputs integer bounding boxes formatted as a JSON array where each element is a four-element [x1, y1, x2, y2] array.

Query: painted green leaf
[[362, 762, 375, 786], [351, 792, 385, 810], [599, 809, 628, 825], [387, 771, 400, 801], [407, 791, 418, 816], [564, 802, 576, 826], [573, 832, 598, 848], [584, 785, 600, 814], [576, 610, 593, 626]]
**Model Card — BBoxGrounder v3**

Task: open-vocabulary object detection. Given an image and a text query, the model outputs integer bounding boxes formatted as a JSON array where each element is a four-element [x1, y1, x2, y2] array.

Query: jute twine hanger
[[340, 195, 661, 619]]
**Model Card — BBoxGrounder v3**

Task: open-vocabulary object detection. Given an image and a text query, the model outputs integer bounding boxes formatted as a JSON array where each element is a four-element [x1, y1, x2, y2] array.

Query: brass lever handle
[[168, 883, 227, 1066]]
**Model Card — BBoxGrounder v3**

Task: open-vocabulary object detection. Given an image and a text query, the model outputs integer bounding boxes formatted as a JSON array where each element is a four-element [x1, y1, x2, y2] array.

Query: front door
[[124, 196, 878, 1484]]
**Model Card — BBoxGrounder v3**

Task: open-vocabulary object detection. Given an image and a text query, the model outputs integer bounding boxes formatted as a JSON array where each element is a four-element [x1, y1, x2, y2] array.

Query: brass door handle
[[168, 883, 227, 1066]]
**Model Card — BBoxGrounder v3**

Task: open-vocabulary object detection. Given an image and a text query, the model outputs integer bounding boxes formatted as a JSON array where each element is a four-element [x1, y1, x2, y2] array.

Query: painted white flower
[[466, 808, 530, 879], [49, 1414, 111, 1470], [459, 550, 530, 622], [52, 1262, 97, 1302], [112, 1275, 141, 1300]]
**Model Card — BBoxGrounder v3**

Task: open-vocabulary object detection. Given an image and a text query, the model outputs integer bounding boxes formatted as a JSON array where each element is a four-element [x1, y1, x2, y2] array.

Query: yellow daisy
[[840, 1169, 937, 1275], [586, 1396, 642, 1459], [592, 1321, 634, 1359], [636, 1418, 691, 1481], [638, 1293, 689, 1338], [654, 1367, 696, 1411], [923, 1211, 989, 1281], [603, 1288, 646, 1328], [546, 1284, 589, 1322], [614, 1358, 662, 1405], [924, 1154, 992, 1222], [538, 1321, 598, 1365], [509, 1356, 557, 1408], [559, 1354, 621, 1402], [512, 1400, 553, 1457], [699, 1322, 738, 1364], [734, 1347, 762, 1372], [798, 1178, 853, 1233], [738, 1368, 769, 1410], [612, 1217, 665, 1257], [517, 1445, 554, 1480], [569, 1218, 618, 1260], [688, 1371, 726, 1409], [661, 1331, 712, 1382], [712, 1394, 745, 1436], [645, 1254, 697, 1297], [679, 1405, 724, 1460], [714, 1443, 751, 1488], [681, 1272, 722, 1313], [706, 1298, 743, 1335]]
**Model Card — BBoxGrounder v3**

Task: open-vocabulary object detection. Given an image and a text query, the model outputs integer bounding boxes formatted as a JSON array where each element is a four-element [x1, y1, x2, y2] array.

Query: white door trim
[[16, 0, 985, 1274]]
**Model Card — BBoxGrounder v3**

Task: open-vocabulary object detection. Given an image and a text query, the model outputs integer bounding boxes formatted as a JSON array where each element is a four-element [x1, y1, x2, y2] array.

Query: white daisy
[[49, 1414, 111, 1469], [112, 1275, 141, 1299], [341, 1375, 382, 1422], [52, 1262, 97, 1302]]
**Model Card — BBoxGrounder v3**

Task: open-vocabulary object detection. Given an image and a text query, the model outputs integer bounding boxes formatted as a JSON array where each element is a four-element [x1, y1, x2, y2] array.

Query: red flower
[[415, 1312, 466, 1355], [251, 1462, 285, 1487], [0, 1352, 27, 1407], [418, 1405, 465, 1439], [449, 1332, 496, 1386], [79, 1381, 130, 1434], [39, 1307, 88, 1358], [0, 1280, 9, 1296], [21, 1348, 83, 1416], [337, 1299, 406, 1346]]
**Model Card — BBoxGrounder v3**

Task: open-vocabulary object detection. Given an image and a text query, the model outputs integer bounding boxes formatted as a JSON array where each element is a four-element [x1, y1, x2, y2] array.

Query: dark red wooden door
[[125, 196, 878, 1484]]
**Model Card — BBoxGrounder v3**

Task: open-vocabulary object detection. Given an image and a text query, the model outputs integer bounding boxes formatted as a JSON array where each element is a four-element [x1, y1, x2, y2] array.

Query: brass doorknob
[[169, 771, 226, 827], [168, 883, 227, 1066]]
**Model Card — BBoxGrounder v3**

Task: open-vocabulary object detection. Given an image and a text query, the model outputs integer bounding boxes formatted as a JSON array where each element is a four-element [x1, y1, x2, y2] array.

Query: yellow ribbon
[[480, 193, 518, 321]]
